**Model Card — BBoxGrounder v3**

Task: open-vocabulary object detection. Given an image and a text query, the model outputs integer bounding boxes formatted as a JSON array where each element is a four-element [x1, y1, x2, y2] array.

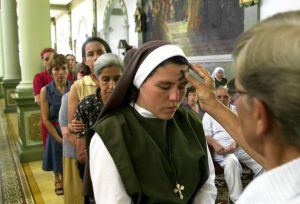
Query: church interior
[[0, 0, 299, 203]]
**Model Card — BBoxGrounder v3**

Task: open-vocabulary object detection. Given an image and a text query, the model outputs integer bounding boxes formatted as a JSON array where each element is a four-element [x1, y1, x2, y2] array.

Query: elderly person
[[186, 10, 300, 203], [72, 54, 124, 202], [211, 67, 227, 88], [203, 86, 263, 203], [90, 41, 217, 203]]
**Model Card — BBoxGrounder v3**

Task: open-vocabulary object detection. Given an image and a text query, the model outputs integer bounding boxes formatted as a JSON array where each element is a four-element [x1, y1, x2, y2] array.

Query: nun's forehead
[[133, 44, 187, 89]]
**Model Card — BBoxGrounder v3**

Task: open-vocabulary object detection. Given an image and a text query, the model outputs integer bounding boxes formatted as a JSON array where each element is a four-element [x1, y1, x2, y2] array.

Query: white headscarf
[[133, 44, 186, 89], [211, 67, 225, 81]]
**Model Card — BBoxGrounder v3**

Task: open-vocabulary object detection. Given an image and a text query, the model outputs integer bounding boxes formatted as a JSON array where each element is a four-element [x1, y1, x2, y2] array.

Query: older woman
[[72, 54, 124, 202], [211, 67, 227, 88], [40, 53, 71, 195], [186, 10, 300, 203], [90, 41, 217, 203]]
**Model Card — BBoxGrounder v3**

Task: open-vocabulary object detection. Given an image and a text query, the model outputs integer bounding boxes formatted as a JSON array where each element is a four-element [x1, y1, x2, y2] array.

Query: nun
[[211, 67, 228, 88], [90, 40, 217, 203]]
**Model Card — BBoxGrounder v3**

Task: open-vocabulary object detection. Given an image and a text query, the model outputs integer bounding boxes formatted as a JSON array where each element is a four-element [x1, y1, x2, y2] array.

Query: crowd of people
[[32, 10, 300, 204]]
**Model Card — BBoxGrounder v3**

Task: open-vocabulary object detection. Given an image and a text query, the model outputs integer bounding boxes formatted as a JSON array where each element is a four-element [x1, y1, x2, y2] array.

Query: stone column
[[0, 8, 5, 98], [1, 0, 21, 113], [12, 0, 52, 162]]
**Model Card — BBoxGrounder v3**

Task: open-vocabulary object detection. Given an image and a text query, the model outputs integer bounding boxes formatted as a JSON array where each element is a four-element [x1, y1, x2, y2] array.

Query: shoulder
[[93, 106, 132, 133], [80, 75, 96, 85], [77, 93, 98, 110], [176, 106, 202, 123], [33, 70, 43, 82]]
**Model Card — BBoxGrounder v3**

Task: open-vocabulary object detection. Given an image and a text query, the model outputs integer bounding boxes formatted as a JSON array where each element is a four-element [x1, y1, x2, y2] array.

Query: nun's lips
[[165, 106, 178, 112]]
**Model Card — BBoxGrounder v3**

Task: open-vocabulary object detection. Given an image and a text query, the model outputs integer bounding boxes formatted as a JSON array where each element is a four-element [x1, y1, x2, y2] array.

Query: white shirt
[[90, 104, 217, 203], [202, 105, 236, 148], [237, 157, 300, 204]]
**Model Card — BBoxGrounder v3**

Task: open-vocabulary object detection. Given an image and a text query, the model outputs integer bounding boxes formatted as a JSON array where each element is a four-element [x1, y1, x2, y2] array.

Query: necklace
[[133, 107, 185, 200]]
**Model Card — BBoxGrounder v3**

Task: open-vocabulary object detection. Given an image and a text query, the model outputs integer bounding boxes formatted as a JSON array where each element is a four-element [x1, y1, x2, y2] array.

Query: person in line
[[90, 41, 217, 203], [66, 54, 77, 72], [211, 67, 227, 88], [67, 37, 111, 203], [40, 54, 71, 195], [59, 65, 89, 203], [181, 85, 204, 119], [185, 10, 300, 203], [33, 48, 73, 148], [33, 48, 55, 148], [203, 86, 263, 203], [71, 54, 124, 203]]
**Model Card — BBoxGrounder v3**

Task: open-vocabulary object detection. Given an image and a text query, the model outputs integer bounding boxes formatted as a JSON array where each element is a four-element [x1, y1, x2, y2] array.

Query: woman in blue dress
[[40, 53, 71, 195]]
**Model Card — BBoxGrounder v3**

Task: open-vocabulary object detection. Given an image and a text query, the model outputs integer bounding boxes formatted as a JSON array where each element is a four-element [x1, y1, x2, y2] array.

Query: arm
[[202, 114, 226, 155], [68, 84, 81, 133], [185, 64, 266, 167], [68, 84, 86, 163], [61, 126, 76, 146], [225, 142, 237, 154], [206, 136, 226, 155], [40, 87, 62, 144], [33, 74, 42, 106], [192, 145, 217, 204], [90, 134, 132, 204]]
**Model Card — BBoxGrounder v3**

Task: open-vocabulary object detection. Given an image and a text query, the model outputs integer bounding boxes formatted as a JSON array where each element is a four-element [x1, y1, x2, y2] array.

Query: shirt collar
[[130, 102, 157, 118]]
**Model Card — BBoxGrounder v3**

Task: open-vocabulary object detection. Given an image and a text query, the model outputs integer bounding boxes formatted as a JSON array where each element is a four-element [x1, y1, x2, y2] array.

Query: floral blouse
[[75, 87, 104, 137]]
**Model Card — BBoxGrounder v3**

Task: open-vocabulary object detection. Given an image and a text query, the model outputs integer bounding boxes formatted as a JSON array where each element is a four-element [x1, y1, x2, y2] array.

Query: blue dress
[[42, 80, 71, 173]]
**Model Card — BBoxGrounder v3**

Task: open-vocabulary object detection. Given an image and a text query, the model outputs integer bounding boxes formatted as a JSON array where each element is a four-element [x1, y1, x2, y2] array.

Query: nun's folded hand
[[184, 64, 218, 112]]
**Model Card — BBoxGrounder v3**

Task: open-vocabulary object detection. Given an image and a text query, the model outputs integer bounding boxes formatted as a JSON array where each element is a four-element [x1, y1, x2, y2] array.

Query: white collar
[[130, 102, 157, 118]]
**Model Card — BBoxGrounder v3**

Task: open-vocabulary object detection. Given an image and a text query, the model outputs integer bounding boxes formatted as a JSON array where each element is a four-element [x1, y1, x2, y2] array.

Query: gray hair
[[94, 53, 124, 77], [233, 10, 300, 146]]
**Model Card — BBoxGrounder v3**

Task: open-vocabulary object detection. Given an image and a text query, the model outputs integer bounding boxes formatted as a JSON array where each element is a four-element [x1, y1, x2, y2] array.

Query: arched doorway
[[103, 0, 129, 56]]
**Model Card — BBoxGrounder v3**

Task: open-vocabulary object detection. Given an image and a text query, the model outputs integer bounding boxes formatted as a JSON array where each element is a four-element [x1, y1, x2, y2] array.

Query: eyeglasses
[[230, 89, 248, 99]]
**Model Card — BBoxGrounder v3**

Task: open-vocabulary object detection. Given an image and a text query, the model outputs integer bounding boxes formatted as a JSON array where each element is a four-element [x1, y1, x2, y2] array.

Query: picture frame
[[141, 0, 259, 68]]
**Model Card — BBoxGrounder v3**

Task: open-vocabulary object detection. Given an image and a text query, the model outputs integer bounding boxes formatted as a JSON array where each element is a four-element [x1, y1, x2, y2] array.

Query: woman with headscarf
[[90, 40, 217, 203], [211, 67, 228, 88]]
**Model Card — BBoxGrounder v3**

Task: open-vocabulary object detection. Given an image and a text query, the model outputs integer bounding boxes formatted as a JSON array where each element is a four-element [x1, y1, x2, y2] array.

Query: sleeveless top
[[46, 80, 71, 123], [93, 105, 209, 203], [74, 75, 98, 100]]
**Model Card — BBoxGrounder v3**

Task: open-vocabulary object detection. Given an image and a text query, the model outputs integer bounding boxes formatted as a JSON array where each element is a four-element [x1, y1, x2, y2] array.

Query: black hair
[[185, 86, 196, 97], [81, 37, 112, 60]]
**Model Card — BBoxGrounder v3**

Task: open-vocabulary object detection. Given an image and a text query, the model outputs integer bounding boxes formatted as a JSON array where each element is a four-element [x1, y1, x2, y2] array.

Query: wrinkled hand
[[76, 137, 87, 164], [212, 142, 226, 155], [185, 64, 217, 111], [226, 142, 237, 153], [71, 119, 85, 133]]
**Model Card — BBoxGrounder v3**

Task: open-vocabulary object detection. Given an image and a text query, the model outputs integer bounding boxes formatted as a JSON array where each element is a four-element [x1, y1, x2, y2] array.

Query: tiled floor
[[27, 161, 64, 204], [5, 111, 64, 204]]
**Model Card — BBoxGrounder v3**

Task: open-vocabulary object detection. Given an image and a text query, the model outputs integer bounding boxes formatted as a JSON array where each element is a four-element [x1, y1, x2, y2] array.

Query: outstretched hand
[[184, 64, 218, 112]]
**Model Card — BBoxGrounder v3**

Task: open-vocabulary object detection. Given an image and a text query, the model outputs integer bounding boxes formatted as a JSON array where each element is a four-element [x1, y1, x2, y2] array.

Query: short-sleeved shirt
[[33, 69, 53, 96], [59, 92, 76, 158], [74, 75, 98, 100], [202, 105, 236, 148]]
